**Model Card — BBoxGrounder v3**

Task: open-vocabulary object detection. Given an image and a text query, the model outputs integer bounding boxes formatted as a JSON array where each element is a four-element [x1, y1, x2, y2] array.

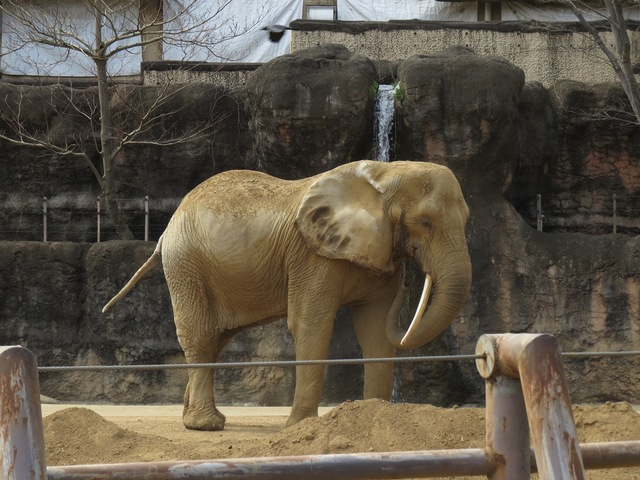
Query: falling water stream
[[374, 83, 409, 401], [375, 84, 397, 162], [375, 83, 403, 400]]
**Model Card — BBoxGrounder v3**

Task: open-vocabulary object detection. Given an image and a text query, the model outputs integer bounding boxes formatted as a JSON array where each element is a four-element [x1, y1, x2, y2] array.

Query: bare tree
[[564, 0, 640, 123], [0, 0, 260, 239]]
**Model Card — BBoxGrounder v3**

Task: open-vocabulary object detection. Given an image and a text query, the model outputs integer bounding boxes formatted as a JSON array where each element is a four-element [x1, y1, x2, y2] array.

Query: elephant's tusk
[[400, 274, 432, 347]]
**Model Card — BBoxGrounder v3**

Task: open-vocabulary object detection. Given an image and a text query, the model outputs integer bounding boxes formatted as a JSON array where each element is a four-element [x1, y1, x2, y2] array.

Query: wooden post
[[0, 346, 46, 479], [139, 0, 163, 63]]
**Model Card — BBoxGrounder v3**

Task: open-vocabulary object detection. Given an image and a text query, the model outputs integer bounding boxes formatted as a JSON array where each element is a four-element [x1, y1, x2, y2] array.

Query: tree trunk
[[95, 4, 134, 240]]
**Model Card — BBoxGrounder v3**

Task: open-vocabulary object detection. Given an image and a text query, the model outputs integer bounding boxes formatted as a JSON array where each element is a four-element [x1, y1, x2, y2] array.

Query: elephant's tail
[[101, 235, 164, 313]]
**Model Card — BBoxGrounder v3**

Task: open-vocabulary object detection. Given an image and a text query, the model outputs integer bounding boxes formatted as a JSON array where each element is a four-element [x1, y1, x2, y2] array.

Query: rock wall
[[1, 44, 639, 406]]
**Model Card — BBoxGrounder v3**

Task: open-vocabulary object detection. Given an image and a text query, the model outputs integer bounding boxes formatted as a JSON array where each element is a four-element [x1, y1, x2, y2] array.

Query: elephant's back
[[186, 170, 309, 212], [164, 169, 312, 242]]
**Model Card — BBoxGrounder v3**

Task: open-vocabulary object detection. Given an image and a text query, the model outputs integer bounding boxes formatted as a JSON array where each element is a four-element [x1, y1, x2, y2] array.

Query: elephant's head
[[295, 160, 472, 350]]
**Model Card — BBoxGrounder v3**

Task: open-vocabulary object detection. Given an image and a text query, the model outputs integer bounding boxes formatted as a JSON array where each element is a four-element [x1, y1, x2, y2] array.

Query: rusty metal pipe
[[554, 441, 640, 472], [47, 449, 497, 480], [0, 345, 46, 479], [45, 440, 640, 480], [476, 333, 586, 480], [485, 374, 530, 479], [1, 337, 634, 480]]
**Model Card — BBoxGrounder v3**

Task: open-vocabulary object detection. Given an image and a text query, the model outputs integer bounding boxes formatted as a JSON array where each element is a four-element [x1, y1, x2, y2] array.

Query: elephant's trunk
[[386, 257, 471, 350]]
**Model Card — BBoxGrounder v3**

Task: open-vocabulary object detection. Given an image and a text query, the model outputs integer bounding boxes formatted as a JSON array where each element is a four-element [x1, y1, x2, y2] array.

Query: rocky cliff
[[1, 44, 639, 406]]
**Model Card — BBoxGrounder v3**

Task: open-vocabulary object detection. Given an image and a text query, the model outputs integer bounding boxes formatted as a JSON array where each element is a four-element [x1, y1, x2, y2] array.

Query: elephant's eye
[[420, 218, 432, 230]]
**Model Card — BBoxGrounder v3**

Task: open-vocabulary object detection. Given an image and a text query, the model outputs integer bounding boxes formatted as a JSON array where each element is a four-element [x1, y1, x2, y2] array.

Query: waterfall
[[375, 84, 396, 162]]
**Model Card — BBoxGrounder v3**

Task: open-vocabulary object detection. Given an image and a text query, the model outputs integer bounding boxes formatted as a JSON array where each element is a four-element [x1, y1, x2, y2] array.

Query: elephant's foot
[[286, 405, 318, 427], [183, 403, 226, 431]]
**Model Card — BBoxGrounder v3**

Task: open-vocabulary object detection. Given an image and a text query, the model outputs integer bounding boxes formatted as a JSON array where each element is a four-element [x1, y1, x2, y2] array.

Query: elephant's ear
[[295, 164, 394, 274]]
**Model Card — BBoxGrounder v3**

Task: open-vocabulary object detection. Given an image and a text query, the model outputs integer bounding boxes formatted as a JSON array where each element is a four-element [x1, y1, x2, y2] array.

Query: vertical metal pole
[[0, 346, 46, 479], [476, 336, 530, 480], [536, 194, 543, 231], [97, 196, 101, 243], [144, 195, 149, 241], [613, 193, 617, 234], [42, 197, 48, 242], [477, 333, 586, 480], [487, 376, 530, 479]]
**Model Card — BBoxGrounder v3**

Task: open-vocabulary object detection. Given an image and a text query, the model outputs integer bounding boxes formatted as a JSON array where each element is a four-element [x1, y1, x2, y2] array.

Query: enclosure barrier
[[2, 335, 640, 479], [535, 192, 640, 233], [10, 193, 639, 240], [39, 195, 157, 242], [0, 346, 46, 479]]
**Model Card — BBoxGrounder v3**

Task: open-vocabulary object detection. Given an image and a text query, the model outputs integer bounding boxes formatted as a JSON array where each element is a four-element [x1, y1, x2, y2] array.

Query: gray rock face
[[243, 44, 377, 179], [395, 47, 525, 196], [1, 45, 639, 407]]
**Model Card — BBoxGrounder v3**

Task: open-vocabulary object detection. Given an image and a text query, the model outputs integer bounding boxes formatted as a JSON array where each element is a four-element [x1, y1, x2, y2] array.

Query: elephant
[[102, 159, 472, 431]]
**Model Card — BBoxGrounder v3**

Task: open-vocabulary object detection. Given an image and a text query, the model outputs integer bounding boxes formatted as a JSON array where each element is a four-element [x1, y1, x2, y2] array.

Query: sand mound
[[255, 399, 486, 457], [573, 401, 640, 443], [44, 407, 182, 465], [43, 399, 640, 480]]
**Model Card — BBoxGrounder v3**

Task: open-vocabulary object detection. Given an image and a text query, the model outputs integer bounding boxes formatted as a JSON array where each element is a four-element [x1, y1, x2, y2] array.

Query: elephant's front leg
[[286, 295, 339, 426], [352, 299, 397, 401]]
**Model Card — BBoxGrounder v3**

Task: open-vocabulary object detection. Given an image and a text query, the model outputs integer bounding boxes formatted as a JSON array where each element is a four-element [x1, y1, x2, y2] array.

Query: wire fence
[[2, 193, 640, 242], [36, 350, 640, 373], [535, 193, 640, 233], [1, 195, 179, 242]]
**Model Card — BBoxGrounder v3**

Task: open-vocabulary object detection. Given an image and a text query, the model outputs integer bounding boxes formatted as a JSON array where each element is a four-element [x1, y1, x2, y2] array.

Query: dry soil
[[42, 399, 640, 479]]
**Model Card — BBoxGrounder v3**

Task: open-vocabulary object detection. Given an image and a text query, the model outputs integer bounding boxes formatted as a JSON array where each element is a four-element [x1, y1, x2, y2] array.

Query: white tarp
[[163, 0, 302, 62], [1, 0, 142, 76], [502, 2, 640, 21], [338, 0, 640, 23], [1, 0, 302, 76], [2, 0, 638, 76], [338, 0, 477, 22]]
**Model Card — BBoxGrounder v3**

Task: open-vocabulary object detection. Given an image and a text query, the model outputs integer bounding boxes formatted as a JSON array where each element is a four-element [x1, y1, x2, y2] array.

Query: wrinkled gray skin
[[103, 160, 472, 431]]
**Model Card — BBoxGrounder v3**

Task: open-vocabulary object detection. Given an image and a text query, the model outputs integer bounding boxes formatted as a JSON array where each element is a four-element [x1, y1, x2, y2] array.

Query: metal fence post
[[144, 196, 149, 241], [476, 333, 586, 480], [42, 196, 48, 242], [536, 194, 543, 231], [97, 196, 101, 243], [0, 346, 46, 479], [613, 193, 617, 234], [476, 336, 530, 479]]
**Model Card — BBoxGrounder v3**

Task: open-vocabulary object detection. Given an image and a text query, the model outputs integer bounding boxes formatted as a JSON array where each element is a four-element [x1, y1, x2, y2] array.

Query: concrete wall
[[290, 21, 640, 87], [145, 20, 640, 88]]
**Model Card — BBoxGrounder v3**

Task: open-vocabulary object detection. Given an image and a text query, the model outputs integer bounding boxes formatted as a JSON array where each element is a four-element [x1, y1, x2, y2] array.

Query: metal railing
[[43, 195, 153, 242], [4, 193, 640, 240], [536, 193, 640, 233], [3, 335, 640, 479]]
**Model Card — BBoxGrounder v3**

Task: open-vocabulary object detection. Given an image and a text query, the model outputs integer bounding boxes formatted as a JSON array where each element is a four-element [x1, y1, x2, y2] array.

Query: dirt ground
[[42, 399, 640, 479]]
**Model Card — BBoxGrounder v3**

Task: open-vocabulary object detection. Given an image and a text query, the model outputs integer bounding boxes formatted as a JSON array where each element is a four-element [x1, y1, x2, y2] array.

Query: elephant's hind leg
[[170, 282, 227, 430], [181, 351, 226, 431]]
